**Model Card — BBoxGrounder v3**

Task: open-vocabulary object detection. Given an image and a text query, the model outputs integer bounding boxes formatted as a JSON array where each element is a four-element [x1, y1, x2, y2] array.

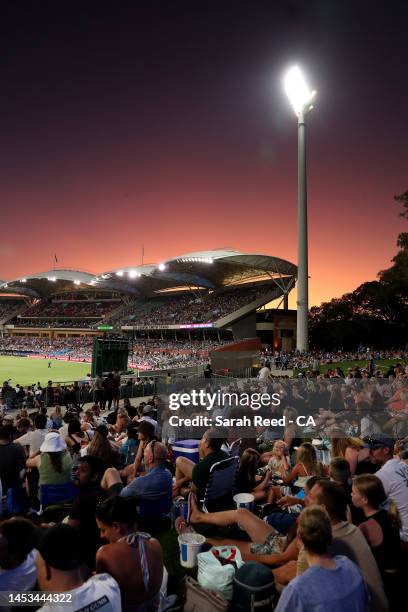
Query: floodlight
[[129, 270, 137, 278], [21, 278, 27, 283], [283, 66, 316, 116], [116, 270, 124, 277], [158, 263, 166, 271], [73, 280, 80, 285]]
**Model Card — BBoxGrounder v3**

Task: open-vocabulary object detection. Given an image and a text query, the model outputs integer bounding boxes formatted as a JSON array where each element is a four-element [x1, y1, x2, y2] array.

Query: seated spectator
[[27, 432, 72, 490], [128, 421, 156, 479], [111, 409, 130, 436], [352, 475, 402, 581], [50, 405, 63, 429], [330, 430, 370, 477], [275, 506, 369, 612], [123, 398, 137, 419], [235, 448, 275, 503], [268, 475, 321, 536], [139, 404, 158, 434], [15, 413, 48, 456], [304, 479, 389, 612], [366, 437, 408, 549], [0, 518, 37, 591], [68, 456, 107, 570], [119, 423, 139, 467], [329, 456, 364, 524], [259, 439, 291, 474], [15, 417, 32, 438], [0, 425, 26, 494], [173, 428, 228, 499], [85, 425, 120, 469], [90, 404, 108, 427], [280, 442, 326, 486], [65, 419, 92, 462], [101, 441, 172, 528], [95, 496, 164, 611], [33, 524, 121, 612]]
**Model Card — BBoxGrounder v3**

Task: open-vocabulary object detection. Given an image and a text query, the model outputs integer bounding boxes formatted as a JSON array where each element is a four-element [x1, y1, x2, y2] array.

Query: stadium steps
[[93, 301, 130, 327], [213, 286, 284, 328], [0, 303, 30, 326]]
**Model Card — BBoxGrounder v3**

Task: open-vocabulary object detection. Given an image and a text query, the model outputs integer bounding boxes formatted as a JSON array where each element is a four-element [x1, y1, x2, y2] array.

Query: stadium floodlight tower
[[283, 65, 316, 352]]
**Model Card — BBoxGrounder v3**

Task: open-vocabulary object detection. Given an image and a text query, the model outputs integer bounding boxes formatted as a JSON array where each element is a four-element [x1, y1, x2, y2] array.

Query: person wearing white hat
[[26, 432, 73, 490]]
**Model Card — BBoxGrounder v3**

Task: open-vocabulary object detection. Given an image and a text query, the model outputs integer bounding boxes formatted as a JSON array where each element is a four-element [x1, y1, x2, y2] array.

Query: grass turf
[[0, 356, 91, 386], [296, 358, 407, 375]]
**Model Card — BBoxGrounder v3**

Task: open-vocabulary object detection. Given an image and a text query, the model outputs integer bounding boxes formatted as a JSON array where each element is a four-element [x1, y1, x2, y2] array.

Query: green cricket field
[[0, 356, 91, 386]]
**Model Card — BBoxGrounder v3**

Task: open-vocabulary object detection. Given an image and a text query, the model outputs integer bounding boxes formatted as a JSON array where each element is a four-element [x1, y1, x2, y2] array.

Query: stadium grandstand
[[0, 249, 297, 356]]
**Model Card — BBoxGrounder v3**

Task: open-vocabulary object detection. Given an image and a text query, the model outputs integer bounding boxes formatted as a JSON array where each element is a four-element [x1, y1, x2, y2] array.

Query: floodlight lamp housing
[[284, 66, 317, 117]]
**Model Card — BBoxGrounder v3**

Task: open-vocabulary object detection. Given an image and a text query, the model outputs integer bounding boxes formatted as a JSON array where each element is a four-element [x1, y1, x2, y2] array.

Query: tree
[[309, 191, 408, 349], [395, 190, 408, 220]]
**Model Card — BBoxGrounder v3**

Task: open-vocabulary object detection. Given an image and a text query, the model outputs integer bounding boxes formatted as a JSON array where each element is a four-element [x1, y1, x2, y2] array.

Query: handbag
[[184, 576, 229, 612]]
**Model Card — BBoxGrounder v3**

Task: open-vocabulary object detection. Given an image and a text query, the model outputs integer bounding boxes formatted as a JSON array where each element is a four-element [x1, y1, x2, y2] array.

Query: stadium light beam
[[158, 263, 166, 271], [283, 65, 316, 352]]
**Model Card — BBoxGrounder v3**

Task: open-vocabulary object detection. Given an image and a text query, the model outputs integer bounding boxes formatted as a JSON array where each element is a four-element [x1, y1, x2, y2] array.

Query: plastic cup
[[178, 533, 206, 568], [233, 493, 255, 512]]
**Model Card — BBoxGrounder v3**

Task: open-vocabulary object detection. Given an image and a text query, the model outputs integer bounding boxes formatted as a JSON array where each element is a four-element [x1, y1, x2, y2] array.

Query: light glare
[[284, 66, 316, 116]]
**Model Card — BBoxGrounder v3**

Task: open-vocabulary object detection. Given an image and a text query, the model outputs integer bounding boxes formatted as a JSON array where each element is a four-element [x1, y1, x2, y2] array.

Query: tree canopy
[[309, 191, 408, 349]]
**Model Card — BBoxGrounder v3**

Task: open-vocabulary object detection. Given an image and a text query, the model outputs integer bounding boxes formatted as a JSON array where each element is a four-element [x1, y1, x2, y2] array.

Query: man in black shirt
[[68, 456, 107, 569], [0, 425, 26, 493]]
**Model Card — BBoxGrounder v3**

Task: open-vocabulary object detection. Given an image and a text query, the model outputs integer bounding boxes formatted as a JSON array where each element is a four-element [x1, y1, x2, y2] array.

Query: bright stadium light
[[3, 284, 8, 288], [47, 276, 56, 282], [283, 66, 316, 116], [73, 280, 80, 285], [283, 65, 317, 352], [116, 270, 124, 277], [128, 270, 137, 278], [21, 278, 27, 283], [158, 263, 166, 271]]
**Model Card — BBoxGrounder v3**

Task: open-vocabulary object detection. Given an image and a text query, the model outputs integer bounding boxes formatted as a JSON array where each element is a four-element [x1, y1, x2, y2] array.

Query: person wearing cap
[[33, 524, 121, 612], [367, 437, 408, 549], [139, 404, 158, 434], [26, 431, 72, 490]]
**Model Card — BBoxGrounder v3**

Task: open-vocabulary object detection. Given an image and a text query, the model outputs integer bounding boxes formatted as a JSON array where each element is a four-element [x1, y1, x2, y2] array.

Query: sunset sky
[[0, 1, 407, 307]]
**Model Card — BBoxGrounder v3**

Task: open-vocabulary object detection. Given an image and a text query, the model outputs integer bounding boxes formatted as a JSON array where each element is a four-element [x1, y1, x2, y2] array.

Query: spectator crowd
[[0, 363, 407, 610]]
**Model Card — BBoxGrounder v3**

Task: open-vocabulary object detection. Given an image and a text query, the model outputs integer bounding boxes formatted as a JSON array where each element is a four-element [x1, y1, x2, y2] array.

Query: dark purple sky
[[0, 0, 407, 305]]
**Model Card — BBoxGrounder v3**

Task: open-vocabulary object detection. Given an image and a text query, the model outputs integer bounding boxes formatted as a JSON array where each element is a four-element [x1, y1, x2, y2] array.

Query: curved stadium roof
[[0, 249, 297, 298]]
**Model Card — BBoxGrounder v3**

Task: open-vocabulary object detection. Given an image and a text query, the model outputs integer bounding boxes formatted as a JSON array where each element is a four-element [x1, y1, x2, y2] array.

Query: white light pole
[[284, 66, 316, 352]]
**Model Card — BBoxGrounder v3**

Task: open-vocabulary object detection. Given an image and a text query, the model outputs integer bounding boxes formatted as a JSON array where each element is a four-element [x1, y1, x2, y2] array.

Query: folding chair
[[200, 455, 239, 513]]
